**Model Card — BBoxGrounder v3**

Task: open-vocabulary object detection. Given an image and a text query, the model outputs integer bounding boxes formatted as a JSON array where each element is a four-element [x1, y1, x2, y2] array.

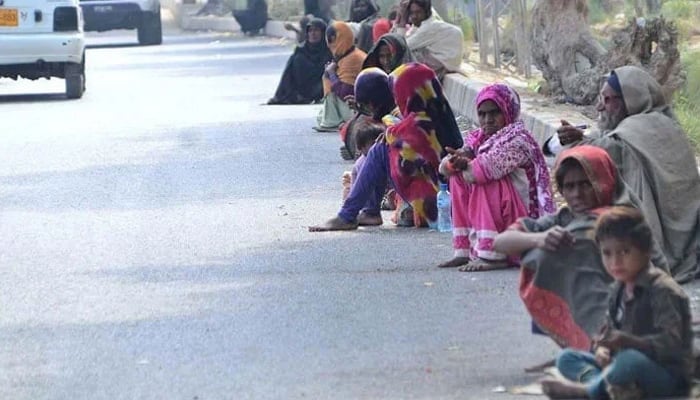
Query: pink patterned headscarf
[[476, 83, 521, 126]]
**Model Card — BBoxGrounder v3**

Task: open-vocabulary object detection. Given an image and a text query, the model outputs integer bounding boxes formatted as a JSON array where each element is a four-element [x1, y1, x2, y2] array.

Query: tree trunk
[[530, 0, 606, 104]]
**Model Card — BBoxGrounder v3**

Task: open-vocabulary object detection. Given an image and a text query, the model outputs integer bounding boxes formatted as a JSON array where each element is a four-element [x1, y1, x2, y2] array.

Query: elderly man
[[547, 65, 700, 282]]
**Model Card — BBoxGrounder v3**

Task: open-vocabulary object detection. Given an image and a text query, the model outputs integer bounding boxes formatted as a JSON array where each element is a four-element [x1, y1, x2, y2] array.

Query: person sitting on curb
[[546, 65, 700, 283], [309, 63, 463, 231], [393, 0, 463, 80], [540, 206, 692, 400], [347, 0, 381, 53], [437, 83, 555, 271], [341, 123, 386, 217], [268, 18, 332, 105], [314, 21, 366, 133]]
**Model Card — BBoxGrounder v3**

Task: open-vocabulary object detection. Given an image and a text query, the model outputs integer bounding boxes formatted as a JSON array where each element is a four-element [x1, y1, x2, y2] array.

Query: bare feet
[[357, 211, 382, 226], [524, 358, 556, 373], [540, 377, 588, 399], [458, 258, 511, 272], [437, 256, 470, 268], [308, 216, 359, 232]]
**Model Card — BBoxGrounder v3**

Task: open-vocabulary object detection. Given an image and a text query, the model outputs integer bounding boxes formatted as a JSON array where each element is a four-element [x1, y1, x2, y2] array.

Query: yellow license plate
[[0, 9, 18, 27]]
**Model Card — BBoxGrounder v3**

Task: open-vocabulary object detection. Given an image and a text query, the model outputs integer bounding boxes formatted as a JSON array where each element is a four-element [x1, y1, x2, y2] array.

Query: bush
[[675, 50, 700, 152]]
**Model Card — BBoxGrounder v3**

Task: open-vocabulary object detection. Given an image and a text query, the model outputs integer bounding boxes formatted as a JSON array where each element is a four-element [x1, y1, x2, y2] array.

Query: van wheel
[[138, 10, 162, 46], [65, 62, 85, 99]]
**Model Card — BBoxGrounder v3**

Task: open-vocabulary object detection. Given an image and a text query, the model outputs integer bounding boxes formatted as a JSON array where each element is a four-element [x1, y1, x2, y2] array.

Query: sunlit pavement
[[2, 12, 697, 400]]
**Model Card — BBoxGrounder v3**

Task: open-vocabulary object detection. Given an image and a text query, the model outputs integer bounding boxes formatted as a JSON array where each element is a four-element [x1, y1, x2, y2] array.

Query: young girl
[[540, 206, 692, 399]]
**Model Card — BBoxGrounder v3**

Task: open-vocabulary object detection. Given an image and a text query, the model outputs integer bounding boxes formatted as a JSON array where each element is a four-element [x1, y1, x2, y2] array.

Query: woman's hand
[[445, 147, 474, 170], [536, 226, 575, 251], [325, 62, 338, 76], [557, 119, 584, 145], [594, 346, 611, 368]]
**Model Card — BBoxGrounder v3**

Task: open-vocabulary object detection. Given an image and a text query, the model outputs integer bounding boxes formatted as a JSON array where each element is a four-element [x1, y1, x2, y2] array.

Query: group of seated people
[[265, 1, 700, 398], [313, 63, 699, 398]]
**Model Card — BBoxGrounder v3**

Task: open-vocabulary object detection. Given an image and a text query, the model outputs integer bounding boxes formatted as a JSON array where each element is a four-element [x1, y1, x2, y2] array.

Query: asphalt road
[[8, 16, 697, 400]]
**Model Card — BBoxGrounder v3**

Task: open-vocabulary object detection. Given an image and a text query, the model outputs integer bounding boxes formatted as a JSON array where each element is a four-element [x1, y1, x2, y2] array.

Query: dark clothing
[[349, 0, 380, 52], [603, 266, 694, 385], [233, 0, 268, 34], [305, 0, 333, 22], [269, 19, 332, 104], [362, 33, 415, 73]]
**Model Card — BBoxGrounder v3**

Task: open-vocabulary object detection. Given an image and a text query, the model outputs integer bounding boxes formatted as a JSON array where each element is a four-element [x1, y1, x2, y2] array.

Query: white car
[[80, 0, 162, 46], [0, 0, 86, 99]]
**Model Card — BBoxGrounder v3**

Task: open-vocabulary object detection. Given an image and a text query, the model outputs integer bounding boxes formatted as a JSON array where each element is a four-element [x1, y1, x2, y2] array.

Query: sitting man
[[394, 0, 463, 80], [548, 65, 700, 283]]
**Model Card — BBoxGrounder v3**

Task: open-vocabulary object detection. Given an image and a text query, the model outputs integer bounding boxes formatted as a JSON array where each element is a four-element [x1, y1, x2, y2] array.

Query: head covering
[[372, 18, 392, 42], [606, 71, 622, 96], [349, 0, 379, 22], [304, 18, 329, 53], [326, 21, 356, 58], [362, 33, 415, 73], [554, 145, 618, 209], [475, 83, 521, 126], [613, 65, 669, 117], [389, 63, 462, 150], [383, 63, 463, 226], [354, 68, 395, 120]]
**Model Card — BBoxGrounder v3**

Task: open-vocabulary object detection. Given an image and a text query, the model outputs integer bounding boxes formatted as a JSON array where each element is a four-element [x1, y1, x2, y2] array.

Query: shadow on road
[[0, 93, 69, 103], [87, 42, 142, 50]]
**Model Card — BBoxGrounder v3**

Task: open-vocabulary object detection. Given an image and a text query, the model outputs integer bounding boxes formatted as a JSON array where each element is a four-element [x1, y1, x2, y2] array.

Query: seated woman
[[437, 83, 555, 271], [400, 0, 463, 80], [309, 63, 464, 231], [494, 146, 621, 352], [268, 18, 332, 105], [314, 21, 367, 132], [233, 0, 268, 36], [340, 33, 415, 159]]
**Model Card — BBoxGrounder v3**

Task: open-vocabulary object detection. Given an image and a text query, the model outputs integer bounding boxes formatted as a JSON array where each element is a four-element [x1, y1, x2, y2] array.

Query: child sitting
[[541, 206, 693, 399], [341, 123, 385, 225]]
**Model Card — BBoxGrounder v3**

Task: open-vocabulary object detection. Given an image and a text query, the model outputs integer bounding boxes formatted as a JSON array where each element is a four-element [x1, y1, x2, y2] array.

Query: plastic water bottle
[[437, 183, 452, 232]]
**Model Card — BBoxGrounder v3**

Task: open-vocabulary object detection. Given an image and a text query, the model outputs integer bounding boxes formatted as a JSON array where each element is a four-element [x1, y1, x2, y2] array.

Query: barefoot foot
[[458, 258, 511, 272], [437, 256, 470, 268], [308, 216, 359, 232], [540, 377, 588, 399]]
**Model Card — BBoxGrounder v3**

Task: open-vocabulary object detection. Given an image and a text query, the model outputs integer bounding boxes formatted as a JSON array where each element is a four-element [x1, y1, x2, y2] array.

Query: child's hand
[[597, 329, 630, 351], [594, 346, 611, 368], [537, 226, 575, 251]]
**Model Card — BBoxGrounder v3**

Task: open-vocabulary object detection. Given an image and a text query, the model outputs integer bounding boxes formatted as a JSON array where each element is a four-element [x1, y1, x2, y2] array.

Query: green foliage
[[675, 50, 700, 152], [460, 16, 474, 43], [588, 0, 610, 25], [661, 0, 697, 19]]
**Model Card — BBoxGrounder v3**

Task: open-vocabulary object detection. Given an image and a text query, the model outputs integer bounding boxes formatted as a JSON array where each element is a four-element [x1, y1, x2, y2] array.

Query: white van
[[0, 0, 86, 99]]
